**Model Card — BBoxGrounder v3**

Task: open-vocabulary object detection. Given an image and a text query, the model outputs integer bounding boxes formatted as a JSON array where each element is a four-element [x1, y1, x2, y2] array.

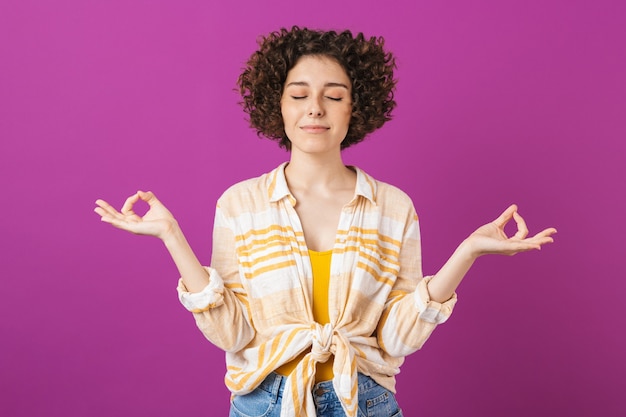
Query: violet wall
[[1, 0, 624, 416]]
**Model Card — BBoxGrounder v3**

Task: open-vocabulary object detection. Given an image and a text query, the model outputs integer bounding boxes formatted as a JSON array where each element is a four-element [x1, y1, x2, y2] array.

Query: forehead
[[285, 55, 351, 86]]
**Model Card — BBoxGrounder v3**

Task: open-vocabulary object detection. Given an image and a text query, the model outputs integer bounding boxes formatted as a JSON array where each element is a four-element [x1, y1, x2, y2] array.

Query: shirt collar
[[267, 162, 377, 206]]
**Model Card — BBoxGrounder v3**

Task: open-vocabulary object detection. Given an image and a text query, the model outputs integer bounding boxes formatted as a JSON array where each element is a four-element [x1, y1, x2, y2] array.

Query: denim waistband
[[312, 372, 378, 396], [256, 371, 287, 395], [257, 371, 378, 396]]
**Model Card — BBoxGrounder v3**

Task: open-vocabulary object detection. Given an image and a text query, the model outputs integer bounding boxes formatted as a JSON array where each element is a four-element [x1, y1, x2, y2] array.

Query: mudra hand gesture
[[94, 191, 177, 240], [467, 204, 556, 257]]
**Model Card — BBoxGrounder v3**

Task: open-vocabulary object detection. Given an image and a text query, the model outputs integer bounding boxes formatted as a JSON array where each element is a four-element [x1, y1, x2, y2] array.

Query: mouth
[[300, 125, 330, 133]]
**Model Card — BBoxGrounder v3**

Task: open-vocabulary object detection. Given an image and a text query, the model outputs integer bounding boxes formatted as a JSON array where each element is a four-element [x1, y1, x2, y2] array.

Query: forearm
[[427, 239, 477, 303], [162, 222, 211, 293]]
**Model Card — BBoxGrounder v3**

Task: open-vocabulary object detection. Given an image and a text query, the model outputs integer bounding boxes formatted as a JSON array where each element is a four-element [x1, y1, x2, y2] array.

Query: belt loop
[[271, 372, 283, 396]]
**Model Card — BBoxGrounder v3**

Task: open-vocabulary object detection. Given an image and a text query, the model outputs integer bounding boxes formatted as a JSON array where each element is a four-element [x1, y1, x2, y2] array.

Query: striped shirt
[[177, 163, 457, 416]]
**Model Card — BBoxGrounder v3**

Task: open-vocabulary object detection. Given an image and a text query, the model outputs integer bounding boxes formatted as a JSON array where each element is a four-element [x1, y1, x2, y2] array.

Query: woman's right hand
[[94, 191, 178, 240]]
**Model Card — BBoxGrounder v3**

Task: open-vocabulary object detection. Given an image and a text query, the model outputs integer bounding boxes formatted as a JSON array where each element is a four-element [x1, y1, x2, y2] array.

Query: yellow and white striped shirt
[[177, 163, 457, 416]]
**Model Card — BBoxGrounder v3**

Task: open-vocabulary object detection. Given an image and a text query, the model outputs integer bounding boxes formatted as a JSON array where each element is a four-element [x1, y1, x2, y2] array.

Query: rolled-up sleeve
[[177, 267, 225, 313], [413, 276, 457, 324]]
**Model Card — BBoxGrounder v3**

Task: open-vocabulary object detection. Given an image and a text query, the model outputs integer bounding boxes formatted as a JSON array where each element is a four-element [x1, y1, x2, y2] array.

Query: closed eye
[[291, 96, 307, 100], [326, 96, 343, 101]]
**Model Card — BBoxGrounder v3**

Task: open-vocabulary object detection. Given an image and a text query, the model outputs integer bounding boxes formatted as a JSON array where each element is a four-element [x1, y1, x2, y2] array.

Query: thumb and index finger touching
[[94, 190, 160, 220], [493, 204, 557, 241], [120, 190, 160, 215]]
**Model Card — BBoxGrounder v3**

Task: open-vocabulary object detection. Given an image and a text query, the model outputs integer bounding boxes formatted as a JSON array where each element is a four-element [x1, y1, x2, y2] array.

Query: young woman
[[94, 27, 556, 417]]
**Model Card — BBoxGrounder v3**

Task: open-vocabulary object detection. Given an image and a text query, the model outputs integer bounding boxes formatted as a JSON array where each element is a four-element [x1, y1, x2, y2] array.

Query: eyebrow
[[285, 81, 350, 89]]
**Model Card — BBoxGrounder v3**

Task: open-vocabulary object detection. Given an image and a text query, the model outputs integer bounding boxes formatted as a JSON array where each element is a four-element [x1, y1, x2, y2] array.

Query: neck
[[285, 150, 353, 190]]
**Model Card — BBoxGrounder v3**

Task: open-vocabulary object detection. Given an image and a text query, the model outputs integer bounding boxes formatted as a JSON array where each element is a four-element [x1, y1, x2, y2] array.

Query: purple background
[[1, 0, 624, 416]]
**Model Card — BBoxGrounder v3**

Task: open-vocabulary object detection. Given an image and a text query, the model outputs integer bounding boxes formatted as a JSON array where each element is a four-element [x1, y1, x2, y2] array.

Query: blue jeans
[[229, 372, 403, 417]]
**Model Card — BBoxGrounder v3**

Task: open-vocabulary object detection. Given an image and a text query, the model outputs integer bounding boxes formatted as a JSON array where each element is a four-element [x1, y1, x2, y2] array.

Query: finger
[[104, 216, 137, 232], [489, 240, 541, 256], [516, 233, 555, 249], [138, 190, 161, 207], [526, 228, 557, 246], [95, 199, 117, 213], [96, 211, 117, 225], [509, 241, 542, 253], [94, 206, 120, 226], [512, 211, 529, 240], [520, 238, 550, 250], [94, 200, 123, 218], [95, 206, 130, 226], [493, 204, 518, 228], [96, 207, 144, 231], [528, 228, 557, 240], [536, 227, 558, 237], [121, 193, 141, 215], [94, 206, 109, 218], [95, 198, 111, 208]]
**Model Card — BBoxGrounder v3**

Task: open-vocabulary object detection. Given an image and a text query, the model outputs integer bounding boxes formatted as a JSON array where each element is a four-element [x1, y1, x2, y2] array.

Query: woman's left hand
[[466, 204, 556, 258]]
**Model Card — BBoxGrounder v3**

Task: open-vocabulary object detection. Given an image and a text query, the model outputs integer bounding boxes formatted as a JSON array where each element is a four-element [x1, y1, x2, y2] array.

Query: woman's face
[[280, 55, 353, 156]]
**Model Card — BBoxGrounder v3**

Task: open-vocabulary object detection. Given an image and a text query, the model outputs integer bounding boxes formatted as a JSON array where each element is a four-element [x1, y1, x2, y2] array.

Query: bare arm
[[94, 191, 210, 292], [427, 204, 557, 303]]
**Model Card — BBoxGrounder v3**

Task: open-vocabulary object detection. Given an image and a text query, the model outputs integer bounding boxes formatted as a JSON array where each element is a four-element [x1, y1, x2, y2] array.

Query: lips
[[300, 125, 330, 133]]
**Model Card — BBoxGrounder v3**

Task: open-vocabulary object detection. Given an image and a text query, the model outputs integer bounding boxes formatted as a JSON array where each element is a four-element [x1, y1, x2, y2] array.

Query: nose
[[307, 96, 324, 117]]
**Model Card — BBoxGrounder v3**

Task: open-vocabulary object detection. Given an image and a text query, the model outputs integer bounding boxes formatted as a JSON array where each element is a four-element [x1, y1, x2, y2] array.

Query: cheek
[[280, 113, 294, 137], [342, 101, 353, 116], [341, 107, 353, 125], [281, 105, 299, 126]]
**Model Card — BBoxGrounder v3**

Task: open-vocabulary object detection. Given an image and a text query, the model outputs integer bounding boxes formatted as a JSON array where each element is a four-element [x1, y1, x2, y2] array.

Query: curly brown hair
[[237, 26, 397, 150]]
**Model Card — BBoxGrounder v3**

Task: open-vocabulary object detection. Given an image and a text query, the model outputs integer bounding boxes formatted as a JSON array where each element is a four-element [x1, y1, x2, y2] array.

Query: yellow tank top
[[275, 249, 334, 381]]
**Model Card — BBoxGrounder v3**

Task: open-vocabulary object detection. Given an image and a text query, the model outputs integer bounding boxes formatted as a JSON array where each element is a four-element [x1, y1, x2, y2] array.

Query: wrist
[[459, 237, 482, 261], [160, 219, 183, 244]]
